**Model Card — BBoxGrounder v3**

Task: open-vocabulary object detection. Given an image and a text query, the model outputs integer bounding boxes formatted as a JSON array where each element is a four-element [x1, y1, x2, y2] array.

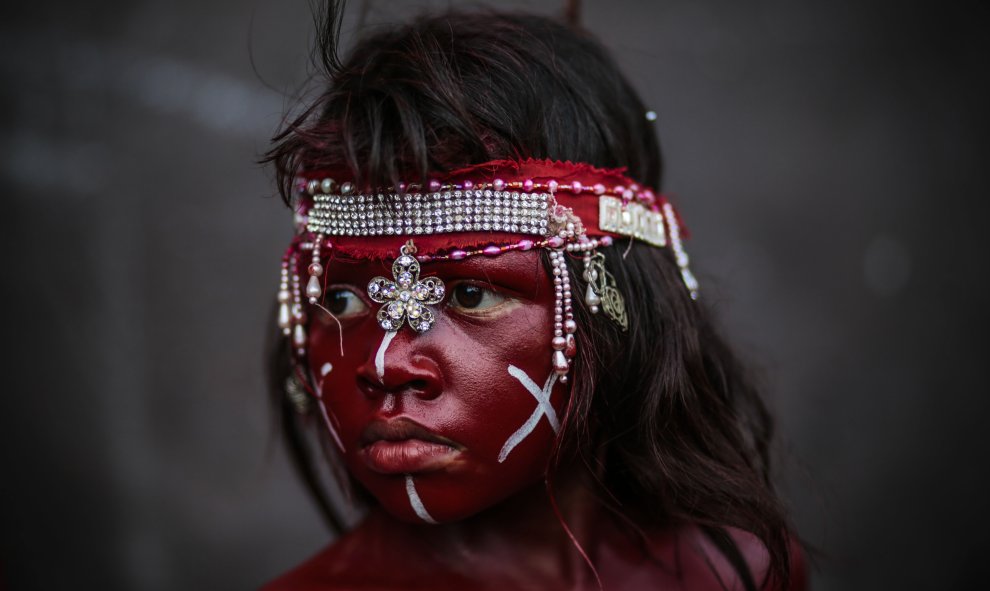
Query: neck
[[353, 466, 617, 587]]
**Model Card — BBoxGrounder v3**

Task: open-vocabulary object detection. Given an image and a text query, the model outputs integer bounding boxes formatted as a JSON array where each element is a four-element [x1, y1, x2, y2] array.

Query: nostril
[[408, 379, 429, 392], [357, 374, 385, 397]]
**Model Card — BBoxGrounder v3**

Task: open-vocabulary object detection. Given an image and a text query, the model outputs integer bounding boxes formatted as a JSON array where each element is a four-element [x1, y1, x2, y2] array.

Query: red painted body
[[266, 248, 806, 589]]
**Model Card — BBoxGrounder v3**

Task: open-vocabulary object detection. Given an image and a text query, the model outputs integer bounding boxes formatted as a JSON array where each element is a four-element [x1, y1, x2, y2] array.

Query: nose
[[356, 329, 444, 401]]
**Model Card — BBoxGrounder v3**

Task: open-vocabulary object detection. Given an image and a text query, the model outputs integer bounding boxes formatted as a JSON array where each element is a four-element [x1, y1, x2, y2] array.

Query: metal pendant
[[584, 251, 628, 331]]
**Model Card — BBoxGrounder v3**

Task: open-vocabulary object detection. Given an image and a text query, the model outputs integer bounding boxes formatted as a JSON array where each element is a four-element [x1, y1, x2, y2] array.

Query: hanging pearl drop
[[306, 275, 322, 301], [278, 303, 291, 334], [585, 285, 601, 307], [293, 324, 307, 349], [552, 350, 569, 374]]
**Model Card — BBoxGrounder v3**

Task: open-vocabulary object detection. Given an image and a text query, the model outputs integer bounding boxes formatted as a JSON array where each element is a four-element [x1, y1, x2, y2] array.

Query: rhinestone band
[[306, 190, 552, 237]]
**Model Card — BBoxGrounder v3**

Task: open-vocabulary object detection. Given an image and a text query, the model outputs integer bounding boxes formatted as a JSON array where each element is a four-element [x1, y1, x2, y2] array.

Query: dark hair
[[265, 3, 793, 588]]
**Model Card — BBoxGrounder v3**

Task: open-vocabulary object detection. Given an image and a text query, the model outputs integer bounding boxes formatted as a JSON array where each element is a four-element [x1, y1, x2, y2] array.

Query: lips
[[360, 418, 462, 474]]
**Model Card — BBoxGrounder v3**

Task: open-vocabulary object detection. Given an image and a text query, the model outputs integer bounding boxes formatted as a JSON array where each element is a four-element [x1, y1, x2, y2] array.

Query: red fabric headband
[[297, 158, 686, 260]]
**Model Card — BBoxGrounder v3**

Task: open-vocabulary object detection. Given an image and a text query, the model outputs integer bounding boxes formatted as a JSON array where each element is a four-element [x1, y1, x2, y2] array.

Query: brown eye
[[452, 284, 484, 308], [325, 289, 368, 318], [449, 284, 506, 311]]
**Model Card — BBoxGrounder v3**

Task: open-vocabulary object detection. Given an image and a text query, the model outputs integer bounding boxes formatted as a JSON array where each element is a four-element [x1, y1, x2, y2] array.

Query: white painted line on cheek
[[310, 364, 345, 453], [405, 474, 438, 524], [375, 330, 398, 383], [498, 366, 559, 463], [316, 399, 346, 453]]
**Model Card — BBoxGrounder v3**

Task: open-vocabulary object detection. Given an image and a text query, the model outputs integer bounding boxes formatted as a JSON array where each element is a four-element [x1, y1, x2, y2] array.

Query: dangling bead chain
[[549, 250, 577, 383], [306, 234, 325, 304], [277, 252, 292, 336], [289, 252, 307, 357], [661, 202, 699, 300]]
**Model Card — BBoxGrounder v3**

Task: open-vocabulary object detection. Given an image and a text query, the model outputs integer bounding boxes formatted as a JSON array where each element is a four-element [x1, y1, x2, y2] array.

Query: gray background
[[2, 0, 987, 589]]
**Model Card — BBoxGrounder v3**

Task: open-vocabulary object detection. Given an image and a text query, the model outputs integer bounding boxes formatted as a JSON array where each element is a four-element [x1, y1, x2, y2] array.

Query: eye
[[449, 283, 506, 311], [324, 288, 369, 318]]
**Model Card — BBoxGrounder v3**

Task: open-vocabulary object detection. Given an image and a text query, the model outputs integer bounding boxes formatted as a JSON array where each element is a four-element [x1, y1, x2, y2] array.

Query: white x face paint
[[404, 475, 437, 524], [498, 365, 560, 463]]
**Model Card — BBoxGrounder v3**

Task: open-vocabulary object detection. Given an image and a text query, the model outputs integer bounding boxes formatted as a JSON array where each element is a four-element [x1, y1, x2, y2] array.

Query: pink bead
[[428, 180, 441, 192], [451, 249, 467, 260], [601, 235, 613, 246], [623, 189, 634, 201], [483, 245, 501, 256], [548, 180, 559, 192], [565, 334, 577, 357], [417, 255, 431, 263], [518, 239, 534, 251], [523, 179, 534, 192], [614, 185, 625, 195], [493, 178, 505, 191], [548, 236, 564, 248], [630, 183, 640, 192], [593, 183, 606, 195], [643, 189, 656, 203], [463, 180, 474, 190], [571, 181, 582, 193], [398, 182, 407, 192]]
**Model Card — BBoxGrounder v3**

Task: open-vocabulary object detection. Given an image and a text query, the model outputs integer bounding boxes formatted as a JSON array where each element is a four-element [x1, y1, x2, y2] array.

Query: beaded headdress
[[277, 159, 697, 383]]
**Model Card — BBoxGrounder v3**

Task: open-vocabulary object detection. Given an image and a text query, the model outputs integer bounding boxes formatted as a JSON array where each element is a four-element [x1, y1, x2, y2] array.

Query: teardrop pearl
[[278, 303, 291, 333], [553, 350, 569, 374], [585, 285, 601, 307], [306, 275, 322, 299], [293, 324, 307, 348]]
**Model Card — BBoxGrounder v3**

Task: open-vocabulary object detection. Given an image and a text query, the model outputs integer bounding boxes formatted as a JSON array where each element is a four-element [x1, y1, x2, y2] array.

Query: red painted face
[[305, 249, 566, 523]]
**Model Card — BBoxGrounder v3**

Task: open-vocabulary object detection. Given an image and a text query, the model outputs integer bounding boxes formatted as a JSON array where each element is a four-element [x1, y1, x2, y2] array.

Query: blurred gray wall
[[1, 0, 987, 589]]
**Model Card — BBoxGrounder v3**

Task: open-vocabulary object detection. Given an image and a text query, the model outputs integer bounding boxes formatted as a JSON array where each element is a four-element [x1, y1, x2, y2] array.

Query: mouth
[[360, 417, 463, 475]]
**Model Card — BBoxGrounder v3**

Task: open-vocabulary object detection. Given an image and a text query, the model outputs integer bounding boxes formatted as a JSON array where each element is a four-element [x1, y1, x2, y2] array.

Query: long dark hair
[[264, 2, 793, 588]]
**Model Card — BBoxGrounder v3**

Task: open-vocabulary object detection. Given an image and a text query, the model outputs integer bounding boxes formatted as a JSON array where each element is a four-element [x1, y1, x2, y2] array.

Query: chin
[[368, 471, 535, 525]]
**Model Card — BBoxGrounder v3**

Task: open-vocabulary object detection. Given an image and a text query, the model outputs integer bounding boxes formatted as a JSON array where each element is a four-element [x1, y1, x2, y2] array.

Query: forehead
[[326, 249, 551, 300]]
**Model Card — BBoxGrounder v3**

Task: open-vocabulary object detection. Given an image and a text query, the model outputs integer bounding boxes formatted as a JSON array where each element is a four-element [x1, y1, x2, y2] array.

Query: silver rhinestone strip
[[306, 190, 552, 237]]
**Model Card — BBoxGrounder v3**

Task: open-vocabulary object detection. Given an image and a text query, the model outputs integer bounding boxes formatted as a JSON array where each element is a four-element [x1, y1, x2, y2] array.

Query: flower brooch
[[367, 242, 446, 332]]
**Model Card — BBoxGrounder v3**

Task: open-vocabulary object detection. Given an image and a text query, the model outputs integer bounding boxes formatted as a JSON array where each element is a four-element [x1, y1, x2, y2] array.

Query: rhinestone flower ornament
[[368, 242, 446, 332]]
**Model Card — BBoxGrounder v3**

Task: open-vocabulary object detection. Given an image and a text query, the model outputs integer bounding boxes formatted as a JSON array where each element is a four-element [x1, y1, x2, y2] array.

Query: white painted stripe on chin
[[405, 475, 438, 524], [375, 330, 398, 383]]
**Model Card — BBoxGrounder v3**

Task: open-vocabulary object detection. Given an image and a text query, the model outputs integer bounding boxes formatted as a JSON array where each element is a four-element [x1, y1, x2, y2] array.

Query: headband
[[277, 159, 698, 383]]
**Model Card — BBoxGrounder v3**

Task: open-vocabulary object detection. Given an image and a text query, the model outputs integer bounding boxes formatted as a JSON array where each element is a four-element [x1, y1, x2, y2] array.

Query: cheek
[[304, 319, 380, 449]]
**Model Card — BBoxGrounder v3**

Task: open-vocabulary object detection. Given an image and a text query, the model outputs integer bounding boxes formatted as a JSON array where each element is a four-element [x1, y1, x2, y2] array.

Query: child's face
[[306, 248, 566, 523]]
